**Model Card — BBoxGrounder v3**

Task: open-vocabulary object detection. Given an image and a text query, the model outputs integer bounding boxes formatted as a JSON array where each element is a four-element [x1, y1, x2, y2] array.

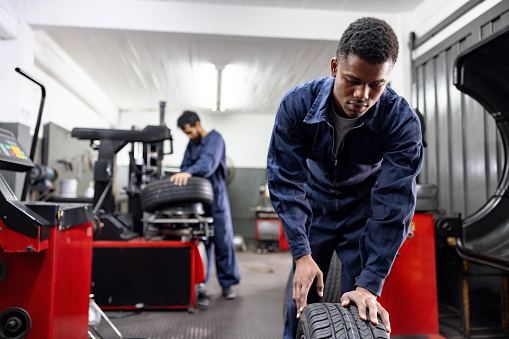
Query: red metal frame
[[0, 222, 49, 253], [0, 220, 94, 339]]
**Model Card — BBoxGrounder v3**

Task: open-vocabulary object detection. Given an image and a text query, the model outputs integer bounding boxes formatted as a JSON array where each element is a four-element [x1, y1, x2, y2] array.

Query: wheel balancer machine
[[0, 70, 94, 339]]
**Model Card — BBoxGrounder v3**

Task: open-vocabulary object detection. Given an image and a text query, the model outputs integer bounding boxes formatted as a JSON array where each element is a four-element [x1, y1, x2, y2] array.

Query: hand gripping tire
[[296, 303, 389, 339], [140, 177, 214, 213], [283, 252, 343, 319]]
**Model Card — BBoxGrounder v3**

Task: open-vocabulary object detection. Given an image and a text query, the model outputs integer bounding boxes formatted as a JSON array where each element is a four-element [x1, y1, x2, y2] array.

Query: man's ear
[[331, 57, 338, 77]]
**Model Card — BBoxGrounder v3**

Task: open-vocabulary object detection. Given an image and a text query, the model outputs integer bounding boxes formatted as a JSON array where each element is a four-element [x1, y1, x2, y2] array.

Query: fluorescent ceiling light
[[213, 65, 225, 112]]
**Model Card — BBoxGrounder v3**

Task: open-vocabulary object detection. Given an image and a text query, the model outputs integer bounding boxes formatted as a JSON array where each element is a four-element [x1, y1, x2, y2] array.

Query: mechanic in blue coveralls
[[171, 111, 240, 300], [267, 17, 423, 338]]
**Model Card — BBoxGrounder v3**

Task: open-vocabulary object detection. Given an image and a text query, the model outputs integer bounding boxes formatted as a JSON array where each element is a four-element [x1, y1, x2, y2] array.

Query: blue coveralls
[[181, 130, 240, 288], [266, 76, 423, 338]]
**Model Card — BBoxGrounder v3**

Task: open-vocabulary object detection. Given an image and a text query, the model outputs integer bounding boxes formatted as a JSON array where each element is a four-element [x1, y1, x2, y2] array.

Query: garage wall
[[413, 2, 509, 219]]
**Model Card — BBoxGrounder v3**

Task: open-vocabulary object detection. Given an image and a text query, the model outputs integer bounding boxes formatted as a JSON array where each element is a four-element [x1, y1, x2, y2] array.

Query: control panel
[[0, 128, 33, 172]]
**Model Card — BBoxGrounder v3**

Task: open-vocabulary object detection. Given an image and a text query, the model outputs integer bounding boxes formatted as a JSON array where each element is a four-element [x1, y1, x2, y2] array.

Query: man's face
[[331, 54, 393, 119], [182, 123, 201, 144]]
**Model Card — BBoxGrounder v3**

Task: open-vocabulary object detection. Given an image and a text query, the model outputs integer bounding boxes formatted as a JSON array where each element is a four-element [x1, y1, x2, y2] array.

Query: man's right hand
[[293, 254, 324, 319], [170, 172, 192, 186]]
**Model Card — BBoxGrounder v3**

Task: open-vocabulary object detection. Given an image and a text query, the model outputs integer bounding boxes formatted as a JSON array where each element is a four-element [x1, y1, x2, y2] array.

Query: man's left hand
[[340, 286, 391, 334], [170, 172, 192, 186]]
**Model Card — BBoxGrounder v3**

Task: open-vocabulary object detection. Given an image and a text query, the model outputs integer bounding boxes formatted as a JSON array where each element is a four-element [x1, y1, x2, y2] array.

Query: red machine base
[[0, 221, 93, 339], [91, 238, 205, 311]]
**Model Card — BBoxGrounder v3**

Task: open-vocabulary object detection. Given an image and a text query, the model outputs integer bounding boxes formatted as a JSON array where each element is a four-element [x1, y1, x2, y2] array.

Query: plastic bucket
[[60, 179, 78, 198]]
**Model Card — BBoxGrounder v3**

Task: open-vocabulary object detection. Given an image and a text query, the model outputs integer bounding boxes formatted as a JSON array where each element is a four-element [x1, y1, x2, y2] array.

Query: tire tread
[[140, 177, 214, 212], [296, 303, 389, 339]]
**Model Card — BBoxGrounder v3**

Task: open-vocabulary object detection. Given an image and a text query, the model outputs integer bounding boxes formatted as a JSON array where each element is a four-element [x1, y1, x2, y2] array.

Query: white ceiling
[[28, 0, 423, 119], [146, 0, 423, 12]]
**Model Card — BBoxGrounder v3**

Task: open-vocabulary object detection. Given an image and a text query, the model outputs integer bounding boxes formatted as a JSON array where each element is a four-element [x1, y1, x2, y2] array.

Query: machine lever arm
[[15, 68, 46, 201]]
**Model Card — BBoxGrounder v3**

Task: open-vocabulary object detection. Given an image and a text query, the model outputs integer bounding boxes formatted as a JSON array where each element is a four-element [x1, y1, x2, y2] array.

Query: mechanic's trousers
[[283, 191, 371, 339], [205, 191, 240, 288]]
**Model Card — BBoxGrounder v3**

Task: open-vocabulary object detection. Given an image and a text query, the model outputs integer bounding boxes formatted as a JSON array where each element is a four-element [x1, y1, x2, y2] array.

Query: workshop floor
[[92, 248, 293, 339], [89, 246, 504, 339]]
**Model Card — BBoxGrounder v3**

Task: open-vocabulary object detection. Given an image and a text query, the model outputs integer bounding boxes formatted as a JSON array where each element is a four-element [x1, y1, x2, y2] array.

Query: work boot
[[197, 283, 210, 299], [222, 286, 236, 300]]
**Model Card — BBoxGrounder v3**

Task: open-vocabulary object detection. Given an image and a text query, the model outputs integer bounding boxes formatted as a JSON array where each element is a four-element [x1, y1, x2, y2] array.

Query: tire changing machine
[[72, 102, 210, 312]]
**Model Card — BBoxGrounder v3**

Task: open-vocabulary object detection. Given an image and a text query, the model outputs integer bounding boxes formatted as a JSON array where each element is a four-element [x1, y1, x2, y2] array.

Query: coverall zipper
[[328, 122, 365, 166]]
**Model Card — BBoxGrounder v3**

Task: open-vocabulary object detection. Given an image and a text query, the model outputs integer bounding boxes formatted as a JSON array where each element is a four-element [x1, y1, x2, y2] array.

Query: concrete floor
[[89, 246, 507, 339], [91, 249, 293, 339]]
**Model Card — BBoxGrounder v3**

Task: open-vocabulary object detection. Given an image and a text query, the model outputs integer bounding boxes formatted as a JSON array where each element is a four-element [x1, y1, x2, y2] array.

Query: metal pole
[[156, 101, 166, 179], [462, 259, 471, 336], [159, 101, 166, 126], [501, 274, 509, 334]]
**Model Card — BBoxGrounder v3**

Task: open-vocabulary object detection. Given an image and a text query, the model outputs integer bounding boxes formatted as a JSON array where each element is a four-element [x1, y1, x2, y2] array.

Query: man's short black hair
[[337, 17, 399, 65], [177, 110, 200, 129]]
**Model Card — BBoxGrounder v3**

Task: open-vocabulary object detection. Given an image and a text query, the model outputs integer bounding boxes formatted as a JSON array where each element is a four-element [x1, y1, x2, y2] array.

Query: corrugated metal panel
[[413, 4, 509, 219], [447, 42, 466, 216]]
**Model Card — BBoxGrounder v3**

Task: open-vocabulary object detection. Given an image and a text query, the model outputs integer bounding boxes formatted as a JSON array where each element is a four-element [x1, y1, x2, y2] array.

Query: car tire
[[323, 253, 342, 303], [296, 303, 389, 339], [140, 177, 214, 212]]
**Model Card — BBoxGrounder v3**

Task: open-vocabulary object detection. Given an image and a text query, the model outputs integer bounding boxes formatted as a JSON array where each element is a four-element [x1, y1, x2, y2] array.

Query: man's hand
[[293, 254, 324, 319], [170, 172, 192, 186], [340, 286, 391, 334]]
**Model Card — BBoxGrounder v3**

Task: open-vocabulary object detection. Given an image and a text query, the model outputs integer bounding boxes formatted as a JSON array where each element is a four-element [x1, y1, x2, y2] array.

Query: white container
[[83, 181, 95, 198], [60, 179, 78, 198]]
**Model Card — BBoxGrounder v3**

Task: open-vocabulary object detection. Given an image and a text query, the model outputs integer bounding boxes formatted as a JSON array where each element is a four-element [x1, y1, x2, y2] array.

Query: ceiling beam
[[27, 0, 398, 41]]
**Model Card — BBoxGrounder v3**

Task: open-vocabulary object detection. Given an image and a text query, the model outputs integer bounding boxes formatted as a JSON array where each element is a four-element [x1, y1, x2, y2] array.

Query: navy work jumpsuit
[[267, 76, 423, 338], [181, 130, 240, 288]]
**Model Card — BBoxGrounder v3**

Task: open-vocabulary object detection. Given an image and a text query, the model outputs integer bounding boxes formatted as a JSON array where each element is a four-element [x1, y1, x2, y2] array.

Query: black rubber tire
[[323, 254, 342, 303], [140, 177, 214, 212], [296, 303, 389, 339], [283, 269, 293, 319]]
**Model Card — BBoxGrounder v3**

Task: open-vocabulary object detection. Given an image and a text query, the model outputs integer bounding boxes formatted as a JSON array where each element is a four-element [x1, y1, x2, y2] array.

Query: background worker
[[267, 17, 423, 338], [171, 111, 240, 300]]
